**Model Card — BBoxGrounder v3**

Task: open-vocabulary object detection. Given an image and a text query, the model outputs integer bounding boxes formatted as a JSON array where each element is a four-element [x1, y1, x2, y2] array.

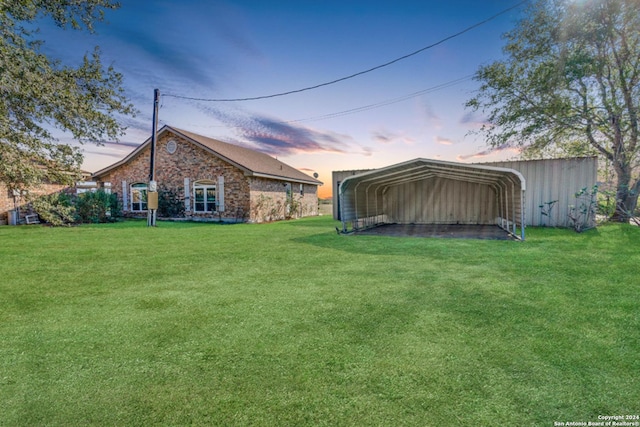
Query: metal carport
[[338, 158, 526, 240]]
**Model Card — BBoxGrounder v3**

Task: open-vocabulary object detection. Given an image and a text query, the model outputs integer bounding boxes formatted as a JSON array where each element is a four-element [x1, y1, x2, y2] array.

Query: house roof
[[93, 125, 322, 185]]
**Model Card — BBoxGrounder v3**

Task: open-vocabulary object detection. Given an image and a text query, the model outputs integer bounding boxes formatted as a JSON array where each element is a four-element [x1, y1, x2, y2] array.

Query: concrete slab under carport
[[351, 223, 515, 240]]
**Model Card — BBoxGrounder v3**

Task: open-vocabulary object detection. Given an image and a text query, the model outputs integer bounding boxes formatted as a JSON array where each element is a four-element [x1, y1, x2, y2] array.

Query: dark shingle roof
[[171, 127, 322, 184], [93, 125, 322, 185]]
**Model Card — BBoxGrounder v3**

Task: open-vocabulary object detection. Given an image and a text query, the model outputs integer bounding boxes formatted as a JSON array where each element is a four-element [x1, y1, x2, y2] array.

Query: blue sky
[[40, 0, 526, 197]]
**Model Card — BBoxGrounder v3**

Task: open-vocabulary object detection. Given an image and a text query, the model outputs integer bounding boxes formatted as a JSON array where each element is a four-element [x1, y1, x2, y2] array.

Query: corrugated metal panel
[[384, 177, 497, 224], [480, 157, 597, 227], [339, 158, 525, 238], [332, 170, 374, 220]]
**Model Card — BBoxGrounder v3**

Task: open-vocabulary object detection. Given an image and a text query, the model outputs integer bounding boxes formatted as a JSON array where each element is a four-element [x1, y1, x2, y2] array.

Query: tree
[[0, 0, 135, 191], [466, 0, 640, 221]]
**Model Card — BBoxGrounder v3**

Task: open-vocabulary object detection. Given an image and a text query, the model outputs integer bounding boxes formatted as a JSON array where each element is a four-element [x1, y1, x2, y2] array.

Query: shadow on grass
[[291, 230, 520, 259], [291, 221, 640, 265], [274, 216, 340, 228], [109, 219, 245, 229]]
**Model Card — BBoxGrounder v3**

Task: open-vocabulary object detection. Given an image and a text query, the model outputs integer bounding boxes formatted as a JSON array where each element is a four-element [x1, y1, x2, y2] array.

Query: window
[[131, 183, 148, 211], [285, 183, 292, 216], [285, 183, 292, 201], [166, 139, 177, 154], [193, 180, 216, 212]]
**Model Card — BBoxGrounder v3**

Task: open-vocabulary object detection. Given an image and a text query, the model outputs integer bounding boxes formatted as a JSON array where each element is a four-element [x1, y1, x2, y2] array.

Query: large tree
[[466, 0, 640, 221], [0, 0, 135, 190]]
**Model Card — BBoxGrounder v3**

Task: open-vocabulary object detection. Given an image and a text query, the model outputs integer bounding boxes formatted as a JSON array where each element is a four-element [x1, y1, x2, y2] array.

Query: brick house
[[92, 126, 322, 222], [0, 182, 66, 225], [1, 175, 89, 225]]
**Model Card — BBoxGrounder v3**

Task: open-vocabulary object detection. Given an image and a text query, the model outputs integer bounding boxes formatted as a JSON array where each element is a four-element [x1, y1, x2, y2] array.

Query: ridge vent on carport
[[338, 158, 526, 240]]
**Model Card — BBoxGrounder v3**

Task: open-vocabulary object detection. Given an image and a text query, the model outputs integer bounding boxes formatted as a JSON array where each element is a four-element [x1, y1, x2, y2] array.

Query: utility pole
[[147, 88, 160, 227]]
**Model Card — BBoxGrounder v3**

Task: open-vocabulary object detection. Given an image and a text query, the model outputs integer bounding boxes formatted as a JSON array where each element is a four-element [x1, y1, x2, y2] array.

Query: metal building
[[338, 158, 526, 240], [478, 157, 598, 227], [333, 157, 598, 238]]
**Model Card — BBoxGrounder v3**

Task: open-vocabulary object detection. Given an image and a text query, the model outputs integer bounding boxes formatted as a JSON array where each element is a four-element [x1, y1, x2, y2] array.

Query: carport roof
[[338, 158, 526, 194]]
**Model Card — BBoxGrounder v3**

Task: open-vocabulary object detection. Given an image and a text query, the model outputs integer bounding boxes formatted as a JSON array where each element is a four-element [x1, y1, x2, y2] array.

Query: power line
[[284, 76, 473, 124], [163, 0, 527, 103], [182, 75, 474, 131]]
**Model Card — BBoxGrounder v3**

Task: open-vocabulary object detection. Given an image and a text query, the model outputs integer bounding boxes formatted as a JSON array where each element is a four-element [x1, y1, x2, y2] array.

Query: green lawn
[[1, 217, 638, 426]]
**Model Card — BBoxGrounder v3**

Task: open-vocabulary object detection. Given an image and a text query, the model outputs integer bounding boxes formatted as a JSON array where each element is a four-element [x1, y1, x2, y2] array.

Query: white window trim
[[193, 180, 217, 213], [130, 183, 148, 212]]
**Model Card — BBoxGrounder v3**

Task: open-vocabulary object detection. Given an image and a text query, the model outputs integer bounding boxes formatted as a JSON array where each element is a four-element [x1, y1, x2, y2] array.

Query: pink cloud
[[371, 130, 415, 145], [435, 136, 454, 145], [195, 104, 361, 156], [460, 111, 491, 129], [456, 144, 521, 161]]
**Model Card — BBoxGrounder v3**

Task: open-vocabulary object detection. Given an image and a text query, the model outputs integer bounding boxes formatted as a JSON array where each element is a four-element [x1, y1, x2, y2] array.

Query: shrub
[[538, 200, 558, 227], [158, 187, 185, 218], [597, 189, 617, 218], [75, 190, 121, 223], [568, 185, 598, 232], [30, 192, 76, 226]]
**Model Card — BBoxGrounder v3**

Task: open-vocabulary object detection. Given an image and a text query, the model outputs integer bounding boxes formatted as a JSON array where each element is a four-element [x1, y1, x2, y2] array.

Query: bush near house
[[157, 187, 185, 218], [29, 192, 76, 226], [75, 190, 121, 223], [30, 189, 121, 225]]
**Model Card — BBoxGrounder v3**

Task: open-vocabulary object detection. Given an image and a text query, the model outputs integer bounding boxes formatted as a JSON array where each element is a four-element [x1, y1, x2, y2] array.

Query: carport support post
[[520, 190, 526, 241], [339, 190, 347, 233], [512, 185, 516, 236], [147, 88, 159, 227]]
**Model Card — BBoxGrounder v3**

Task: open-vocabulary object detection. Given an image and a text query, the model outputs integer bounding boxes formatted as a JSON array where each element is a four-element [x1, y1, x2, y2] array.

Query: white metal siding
[[332, 170, 375, 220], [481, 157, 597, 227], [384, 177, 497, 224]]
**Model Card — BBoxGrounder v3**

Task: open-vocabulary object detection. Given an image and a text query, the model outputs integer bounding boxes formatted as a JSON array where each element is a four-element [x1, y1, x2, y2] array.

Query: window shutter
[[122, 181, 128, 212], [184, 178, 190, 212], [218, 175, 225, 212]]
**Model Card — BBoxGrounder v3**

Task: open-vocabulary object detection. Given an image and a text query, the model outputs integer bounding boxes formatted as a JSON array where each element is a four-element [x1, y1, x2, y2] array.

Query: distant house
[[1, 173, 91, 225], [92, 126, 322, 223], [1, 181, 64, 225]]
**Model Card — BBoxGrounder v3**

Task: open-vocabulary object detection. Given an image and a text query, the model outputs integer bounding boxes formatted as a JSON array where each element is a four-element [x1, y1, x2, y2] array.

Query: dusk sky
[[40, 0, 527, 197]]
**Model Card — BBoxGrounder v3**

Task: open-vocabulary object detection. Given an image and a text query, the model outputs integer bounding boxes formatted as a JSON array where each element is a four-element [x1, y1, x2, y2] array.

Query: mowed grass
[[0, 216, 638, 426]]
